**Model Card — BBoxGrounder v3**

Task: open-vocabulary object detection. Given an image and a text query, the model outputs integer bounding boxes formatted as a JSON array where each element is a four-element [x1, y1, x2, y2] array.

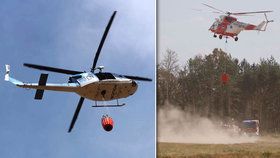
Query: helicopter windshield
[[68, 75, 82, 83], [112, 73, 125, 78], [95, 72, 116, 80], [225, 17, 232, 22]]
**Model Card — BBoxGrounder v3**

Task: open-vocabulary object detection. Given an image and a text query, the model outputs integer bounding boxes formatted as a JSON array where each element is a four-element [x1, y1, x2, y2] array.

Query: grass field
[[158, 136, 280, 158]]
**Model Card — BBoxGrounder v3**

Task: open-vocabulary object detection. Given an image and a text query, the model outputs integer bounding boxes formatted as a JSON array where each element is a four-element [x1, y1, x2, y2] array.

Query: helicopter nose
[[128, 80, 138, 96], [131, 80, 137, 87]]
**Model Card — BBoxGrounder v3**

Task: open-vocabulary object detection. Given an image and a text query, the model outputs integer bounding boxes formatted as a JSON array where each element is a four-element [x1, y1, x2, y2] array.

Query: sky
[[0, 0, 155, 158], [158, 0, 280, 66]]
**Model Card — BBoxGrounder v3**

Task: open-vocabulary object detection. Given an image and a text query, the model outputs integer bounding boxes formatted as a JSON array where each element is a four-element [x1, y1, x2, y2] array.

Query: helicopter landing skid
[[92, 99, 125, 107]]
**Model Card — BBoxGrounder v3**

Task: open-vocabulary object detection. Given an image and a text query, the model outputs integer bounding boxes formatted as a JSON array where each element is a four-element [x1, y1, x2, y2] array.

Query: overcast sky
[[158, 0, 280, 66], [0, 0, 155, 158]]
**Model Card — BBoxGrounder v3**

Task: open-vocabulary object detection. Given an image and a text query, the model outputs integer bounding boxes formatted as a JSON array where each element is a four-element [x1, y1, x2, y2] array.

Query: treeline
[[158, 48, 280, 133]]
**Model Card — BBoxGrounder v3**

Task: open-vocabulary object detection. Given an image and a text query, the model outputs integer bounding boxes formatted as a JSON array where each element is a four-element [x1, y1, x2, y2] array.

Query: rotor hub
[[94, 66, 105, 73]]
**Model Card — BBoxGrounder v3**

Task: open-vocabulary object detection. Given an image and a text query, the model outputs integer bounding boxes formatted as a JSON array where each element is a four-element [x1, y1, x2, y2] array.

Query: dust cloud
[[158, 103, 259, 144]]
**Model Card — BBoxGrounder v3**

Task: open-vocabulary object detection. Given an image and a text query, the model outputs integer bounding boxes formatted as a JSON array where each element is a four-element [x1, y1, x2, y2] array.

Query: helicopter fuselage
[[5, 70, 138, 101], [70, 72, 138, 101], [209, 15, 266, 41], [209, 16, 242, 37]]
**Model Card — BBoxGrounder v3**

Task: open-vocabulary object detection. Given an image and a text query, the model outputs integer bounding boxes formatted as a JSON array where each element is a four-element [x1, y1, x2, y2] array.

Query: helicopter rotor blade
[[231, 10, 273, 15], [24, 63, 83, 75], [202, 3, 272, 16], [202, 3, 226, 14], [123, 75, 152, 82], [91, 11, 117, 71], [233, 14, 254, 17], [68, 97, 85, 133], [192, 8, 222, 14]]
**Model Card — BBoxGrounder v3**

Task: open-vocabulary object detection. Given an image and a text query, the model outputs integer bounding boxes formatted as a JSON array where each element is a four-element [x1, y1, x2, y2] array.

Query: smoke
[[158, 103, 259, 144]]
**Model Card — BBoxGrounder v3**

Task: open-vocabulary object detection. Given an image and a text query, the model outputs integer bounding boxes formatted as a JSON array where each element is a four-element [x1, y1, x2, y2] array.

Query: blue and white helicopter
[[4, 11, 152, 133]]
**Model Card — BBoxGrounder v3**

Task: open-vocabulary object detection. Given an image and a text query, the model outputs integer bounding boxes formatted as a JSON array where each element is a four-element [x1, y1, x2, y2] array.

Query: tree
[[157, 49, 179, 106], [157, 48, 280, 133]]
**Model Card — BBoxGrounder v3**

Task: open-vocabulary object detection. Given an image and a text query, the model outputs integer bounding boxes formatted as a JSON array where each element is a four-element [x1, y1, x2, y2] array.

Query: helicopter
[[4, 11, 152, 133], [202, 3, 273, 42]]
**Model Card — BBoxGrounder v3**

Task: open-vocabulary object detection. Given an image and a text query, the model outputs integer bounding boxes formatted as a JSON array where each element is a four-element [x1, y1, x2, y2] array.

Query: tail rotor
[[259, 13, 274, 31]]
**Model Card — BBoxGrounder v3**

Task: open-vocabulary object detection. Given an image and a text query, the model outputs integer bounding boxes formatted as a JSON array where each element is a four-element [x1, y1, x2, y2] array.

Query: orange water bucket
[[101, 115, 114, 132]]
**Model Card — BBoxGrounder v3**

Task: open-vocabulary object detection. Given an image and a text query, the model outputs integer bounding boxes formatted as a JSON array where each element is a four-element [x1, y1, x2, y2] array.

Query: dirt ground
[[158, 136, 280, 158]]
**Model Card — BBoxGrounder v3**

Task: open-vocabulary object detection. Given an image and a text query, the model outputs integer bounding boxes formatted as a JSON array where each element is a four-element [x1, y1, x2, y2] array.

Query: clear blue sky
[[159, 0, 279, 65], [0, 0, 155, 158]]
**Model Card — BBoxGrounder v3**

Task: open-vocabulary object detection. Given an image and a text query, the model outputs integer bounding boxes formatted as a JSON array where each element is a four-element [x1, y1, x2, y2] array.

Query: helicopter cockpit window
[[112, 73, 124, 78], [95, 73, 116, 80], [68, 75, 82, 83], [225, 17, 234, 23]]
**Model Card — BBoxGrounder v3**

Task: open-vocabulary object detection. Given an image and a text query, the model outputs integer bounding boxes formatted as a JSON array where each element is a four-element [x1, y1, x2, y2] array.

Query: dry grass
[[158, 136, 280, 158]]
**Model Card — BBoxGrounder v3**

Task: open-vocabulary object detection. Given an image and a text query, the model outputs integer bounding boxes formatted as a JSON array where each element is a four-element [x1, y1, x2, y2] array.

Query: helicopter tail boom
[[256, 21, 266, 31], [4, 64, 79, 92], [17, 82, 79, 92]]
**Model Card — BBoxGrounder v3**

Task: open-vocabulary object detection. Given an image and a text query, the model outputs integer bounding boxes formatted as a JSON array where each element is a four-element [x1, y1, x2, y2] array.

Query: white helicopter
[[4, 11, 152, 133]]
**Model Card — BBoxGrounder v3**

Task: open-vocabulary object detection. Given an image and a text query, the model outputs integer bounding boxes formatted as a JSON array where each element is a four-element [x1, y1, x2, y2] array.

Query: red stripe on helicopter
[[245, 24, 256, 30]]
